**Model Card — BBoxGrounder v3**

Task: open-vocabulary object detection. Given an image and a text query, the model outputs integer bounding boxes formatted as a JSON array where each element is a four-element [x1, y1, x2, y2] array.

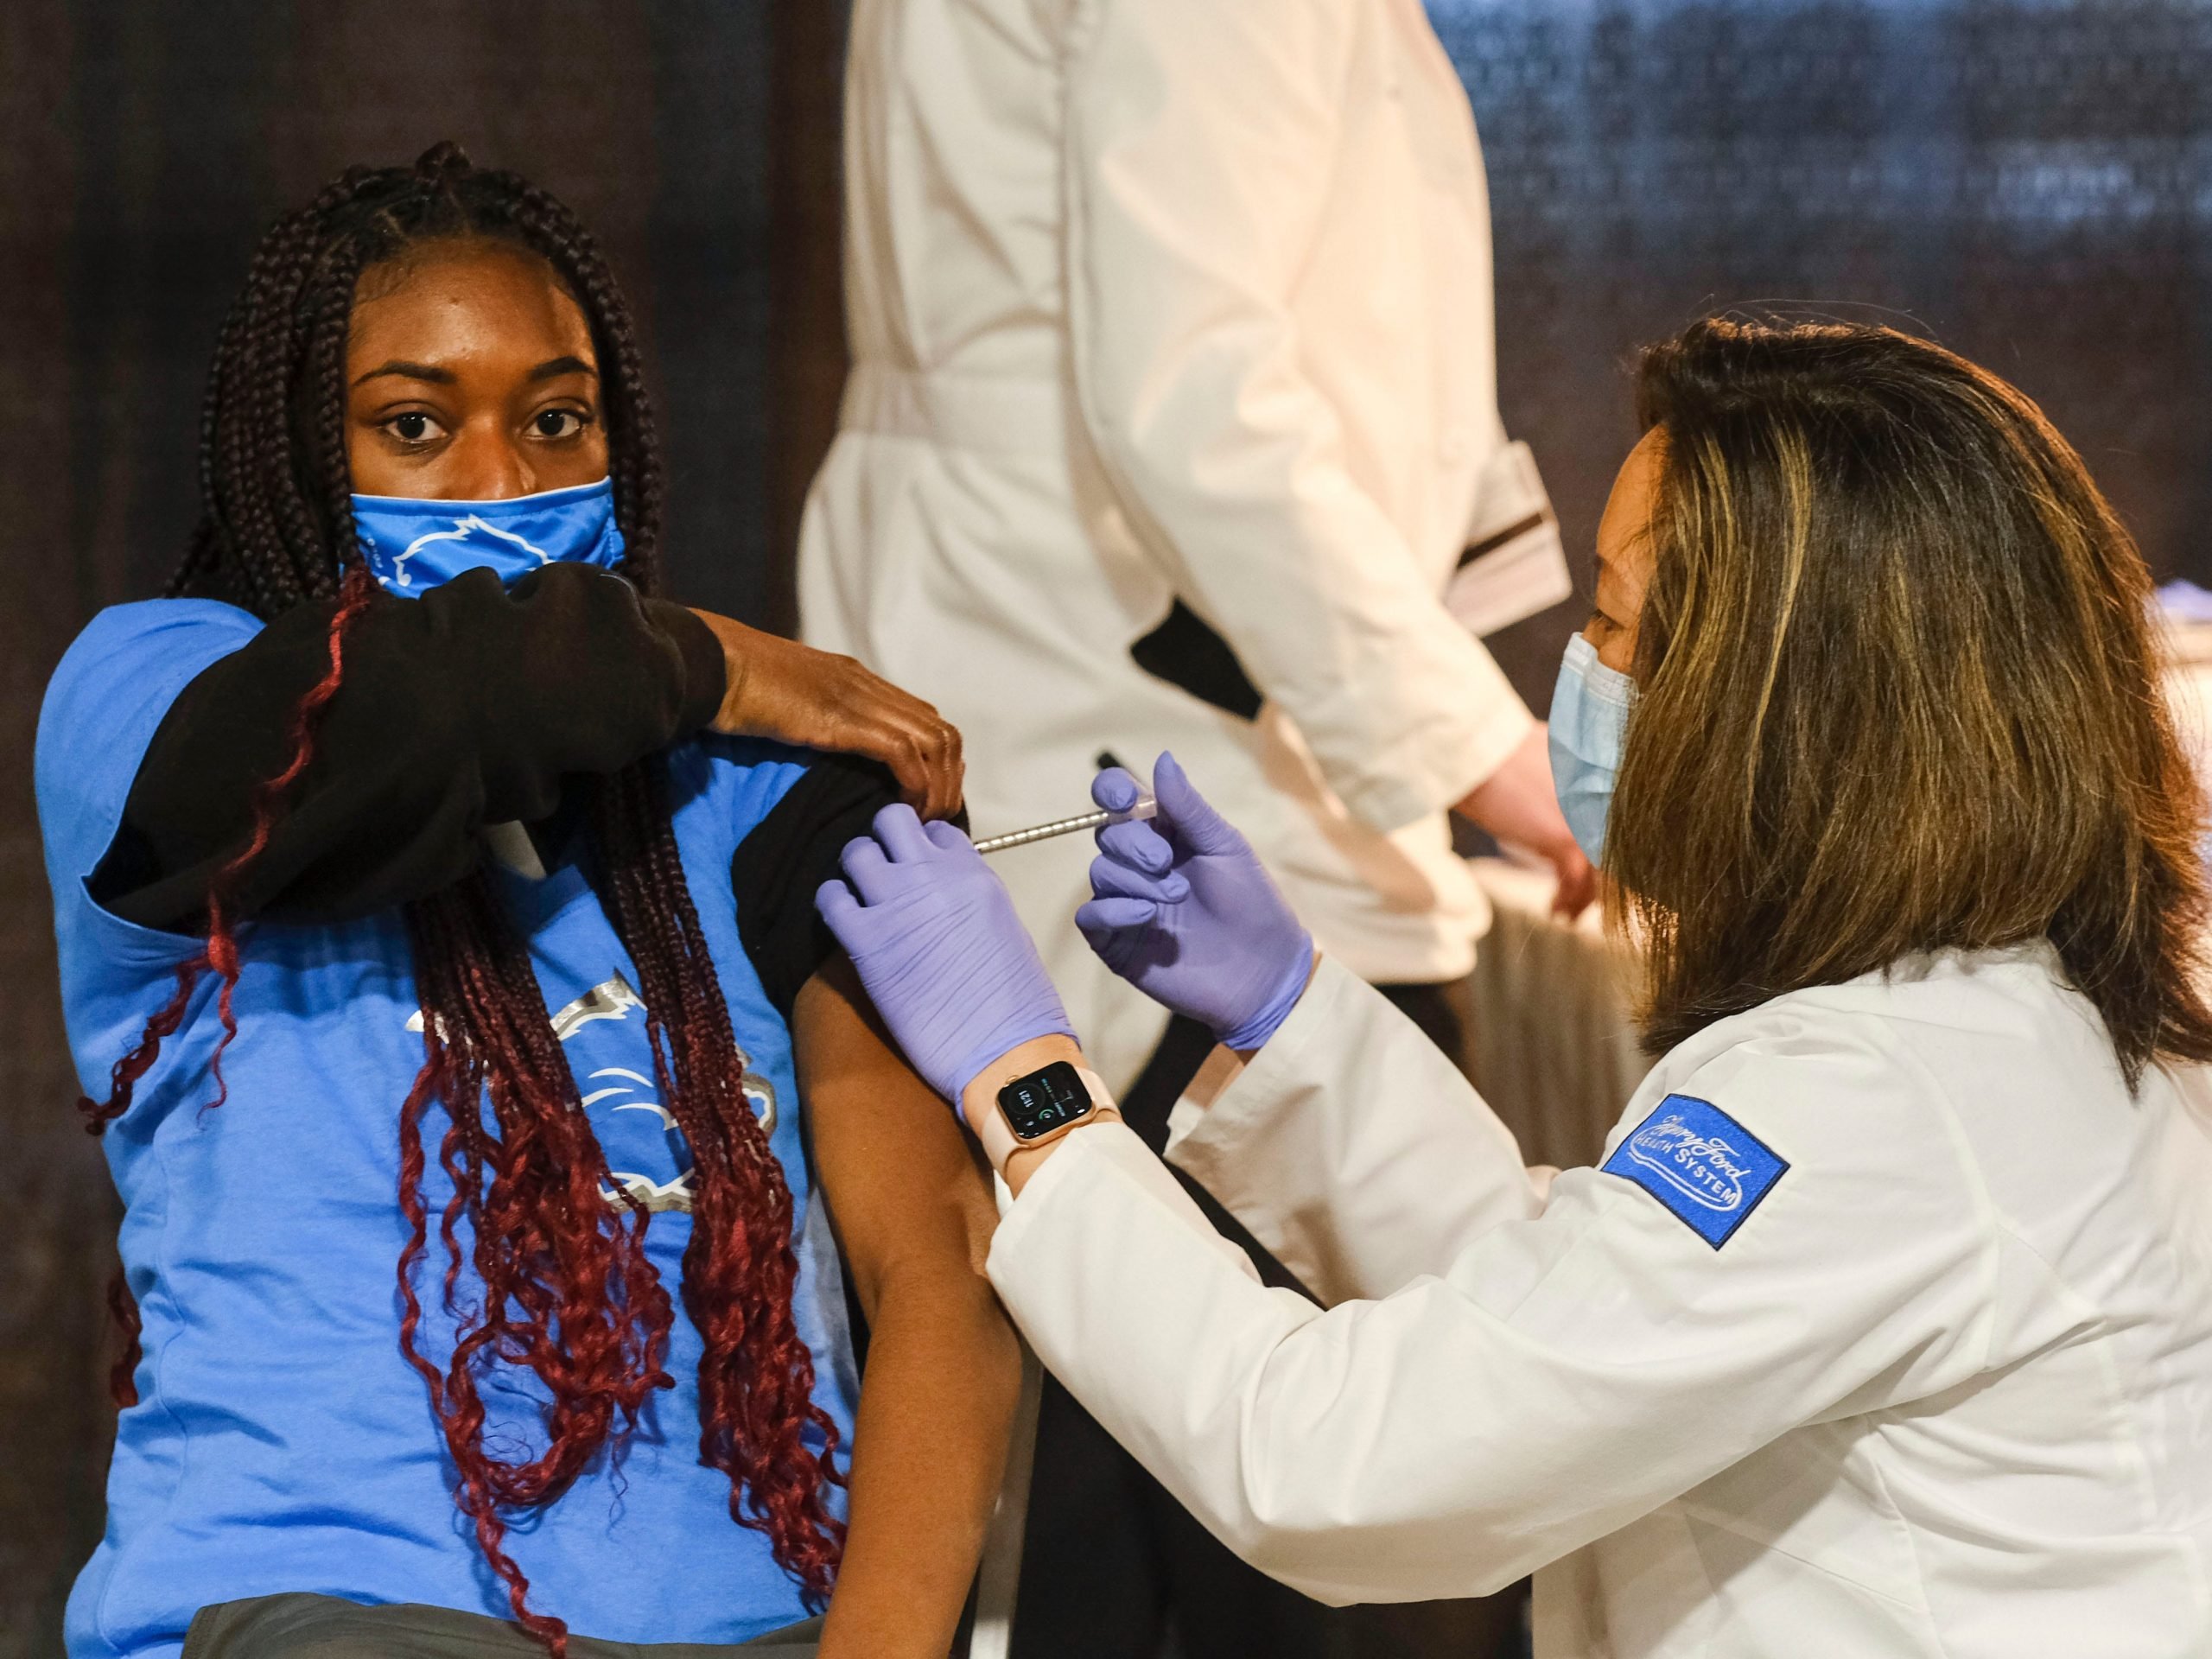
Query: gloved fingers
[[1077, 894, 1159, 931], [815, 877, 864, 936], [1076, 896, 1160, 969], [838, 834, 899, 904], [1152, 751, 1244, 858], [871, 802, 937, 863], [922, 817, 976, 855], [1090, 766, 1144, 815], [1088, 850, 1189, 906], [1096, 816, 1175, 876]]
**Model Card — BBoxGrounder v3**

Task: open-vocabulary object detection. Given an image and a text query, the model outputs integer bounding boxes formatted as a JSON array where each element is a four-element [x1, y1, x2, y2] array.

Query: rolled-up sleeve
[[1065, 0, 1531, 833]]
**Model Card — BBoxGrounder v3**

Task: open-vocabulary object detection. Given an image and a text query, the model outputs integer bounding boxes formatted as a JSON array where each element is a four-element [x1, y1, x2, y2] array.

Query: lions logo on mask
[[354, 477, 626, 597]]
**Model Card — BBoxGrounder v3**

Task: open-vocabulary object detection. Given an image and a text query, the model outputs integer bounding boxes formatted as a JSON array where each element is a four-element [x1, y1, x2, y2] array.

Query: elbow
[[1205, 1467, 1366, 1601], [1086, 405, 1167, 512], [1082, 361, 1214, 520], [1209, 1481, 1532, 1607], [1080, 308, 1310, 512], [1222, 1521, 1527, 1609], [1224, 1519, 1356, 1606], [1212, 1510, 1391, 1609]]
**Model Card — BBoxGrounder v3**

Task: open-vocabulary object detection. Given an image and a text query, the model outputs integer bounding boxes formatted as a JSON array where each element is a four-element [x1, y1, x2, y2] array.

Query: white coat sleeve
[[987, 1018, 1999, 1605], [1063, 0, 1532, 835], [1165, 957, 1546, 1306]]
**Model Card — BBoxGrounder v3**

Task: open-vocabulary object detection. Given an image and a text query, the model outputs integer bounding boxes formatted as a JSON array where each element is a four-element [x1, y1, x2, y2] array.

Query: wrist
[[652, 602, 728, 734], [1217, 939, 1319, 1053], [1003, 1103, 1122, 1192], [960, 1038, 1121, 1186], [1449, 716, 1549, 837], [690, 607, 753, 732], [959, 1034, 1084, 1128]]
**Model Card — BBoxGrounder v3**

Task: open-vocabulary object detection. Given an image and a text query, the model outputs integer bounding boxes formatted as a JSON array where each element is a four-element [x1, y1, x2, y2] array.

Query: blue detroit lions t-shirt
[[38, 601, 866, 1657]]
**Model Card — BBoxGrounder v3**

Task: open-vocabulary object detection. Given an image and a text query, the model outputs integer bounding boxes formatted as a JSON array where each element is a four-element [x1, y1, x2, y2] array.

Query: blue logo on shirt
[[1601, 1094, 1787, 1249]]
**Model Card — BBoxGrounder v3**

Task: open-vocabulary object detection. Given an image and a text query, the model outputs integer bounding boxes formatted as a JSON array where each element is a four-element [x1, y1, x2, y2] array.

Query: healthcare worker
[[800, 0, 1586, 1101], [818, 320, 2212, 1658], [803, 6, 1580, 1643]]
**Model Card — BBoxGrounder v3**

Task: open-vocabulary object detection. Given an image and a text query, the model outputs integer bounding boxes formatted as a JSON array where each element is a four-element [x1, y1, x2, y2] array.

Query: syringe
[[972, 791, 1157, 856]]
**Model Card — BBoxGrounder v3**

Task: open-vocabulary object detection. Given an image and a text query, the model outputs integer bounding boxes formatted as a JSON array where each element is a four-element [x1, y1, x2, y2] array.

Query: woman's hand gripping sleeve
[[101, 564, 724, 929]]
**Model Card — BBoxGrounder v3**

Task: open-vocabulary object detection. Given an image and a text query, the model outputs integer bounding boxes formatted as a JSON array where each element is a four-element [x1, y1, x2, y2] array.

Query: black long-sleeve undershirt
[[92, 564, 726, 931]]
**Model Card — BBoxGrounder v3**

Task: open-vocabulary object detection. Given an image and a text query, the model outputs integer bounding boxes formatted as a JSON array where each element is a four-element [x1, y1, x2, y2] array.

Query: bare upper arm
[[792, 957, 1001, 1319]]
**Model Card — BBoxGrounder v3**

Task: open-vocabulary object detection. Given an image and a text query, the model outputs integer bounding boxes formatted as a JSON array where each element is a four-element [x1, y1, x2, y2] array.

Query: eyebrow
[[350, 355, 598, 389], [353, 359, 454, 388]]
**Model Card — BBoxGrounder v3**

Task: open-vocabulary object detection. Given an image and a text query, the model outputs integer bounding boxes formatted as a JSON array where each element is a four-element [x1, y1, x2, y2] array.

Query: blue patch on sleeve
[[1601, 1094, 1788, 1249]]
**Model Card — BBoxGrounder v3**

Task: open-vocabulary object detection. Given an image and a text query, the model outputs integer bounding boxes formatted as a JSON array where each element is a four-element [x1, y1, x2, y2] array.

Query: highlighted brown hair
[[1608, 318, 2212, 1084]]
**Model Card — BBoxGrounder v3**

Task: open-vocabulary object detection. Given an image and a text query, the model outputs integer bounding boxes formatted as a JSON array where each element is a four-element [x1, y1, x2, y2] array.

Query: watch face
[[998, 1060, 1095, 1142]]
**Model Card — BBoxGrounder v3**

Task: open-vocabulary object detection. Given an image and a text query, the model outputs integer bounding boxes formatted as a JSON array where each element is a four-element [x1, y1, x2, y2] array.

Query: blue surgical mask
[[353, 477, 626, 598], [1548, 633, 1636, 866]]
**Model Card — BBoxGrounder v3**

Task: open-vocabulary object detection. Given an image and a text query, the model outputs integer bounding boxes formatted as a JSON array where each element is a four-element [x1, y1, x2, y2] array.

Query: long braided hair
[[83, 143, 844, 1649]]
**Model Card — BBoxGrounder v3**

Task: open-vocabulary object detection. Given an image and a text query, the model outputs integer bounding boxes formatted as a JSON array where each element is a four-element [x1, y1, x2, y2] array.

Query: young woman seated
[[35, 143, 1018, 1659]]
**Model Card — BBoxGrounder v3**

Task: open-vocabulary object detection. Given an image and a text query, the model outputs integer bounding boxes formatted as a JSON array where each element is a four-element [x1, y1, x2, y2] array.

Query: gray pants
[[182, 1594, 822, 1657]]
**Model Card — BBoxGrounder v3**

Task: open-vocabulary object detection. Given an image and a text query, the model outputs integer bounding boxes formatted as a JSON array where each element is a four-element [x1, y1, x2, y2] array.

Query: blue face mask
[[1548, 633, 1636, 866], [353, 477, 626, 598]]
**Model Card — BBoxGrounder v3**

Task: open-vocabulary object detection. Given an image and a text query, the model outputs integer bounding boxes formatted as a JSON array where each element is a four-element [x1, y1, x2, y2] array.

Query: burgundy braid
[[396, 873, 677, 1649], [589, 765, 847, 1594], [101, 1267, 144, 1408], [92, 143, 842, 1647], [79, 561, 376, 1399]]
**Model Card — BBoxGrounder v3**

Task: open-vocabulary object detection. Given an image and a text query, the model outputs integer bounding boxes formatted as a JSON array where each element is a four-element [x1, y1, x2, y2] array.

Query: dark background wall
[[5, 2, 2212, 1649], [1451, 0, 2212, 696]]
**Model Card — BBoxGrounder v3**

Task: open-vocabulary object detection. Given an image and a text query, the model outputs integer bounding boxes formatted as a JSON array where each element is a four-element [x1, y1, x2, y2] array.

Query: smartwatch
[[976, 1059, 1114, 1171]]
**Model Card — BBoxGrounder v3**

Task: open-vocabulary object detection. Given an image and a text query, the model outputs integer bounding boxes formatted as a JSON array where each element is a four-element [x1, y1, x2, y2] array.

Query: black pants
[[182, 1595, 823, 1657], [1010, 983, 1529, 1659]]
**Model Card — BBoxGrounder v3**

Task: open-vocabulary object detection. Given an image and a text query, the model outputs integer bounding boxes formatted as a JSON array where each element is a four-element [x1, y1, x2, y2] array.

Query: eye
[[378, 411, 447, 446], [531, 408, 590, 440]]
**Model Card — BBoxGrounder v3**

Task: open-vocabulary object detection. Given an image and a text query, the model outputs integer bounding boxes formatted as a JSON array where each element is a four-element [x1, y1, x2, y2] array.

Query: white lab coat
[[800, 0, 1561, 1092], [985, 948, 2212, 1656]]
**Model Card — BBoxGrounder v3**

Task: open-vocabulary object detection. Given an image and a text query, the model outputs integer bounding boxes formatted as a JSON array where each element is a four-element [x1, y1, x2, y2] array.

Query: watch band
[[976, 1062, 1115, 1172]]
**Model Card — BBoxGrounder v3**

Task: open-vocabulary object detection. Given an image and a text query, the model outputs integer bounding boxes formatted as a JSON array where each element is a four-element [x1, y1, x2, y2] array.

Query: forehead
[[1597, 427, 1666, 589], [346, 240, 594, 367]]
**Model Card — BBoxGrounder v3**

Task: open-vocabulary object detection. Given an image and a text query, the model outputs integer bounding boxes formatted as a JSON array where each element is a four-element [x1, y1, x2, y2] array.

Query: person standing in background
[[799, 3, 1587, 1653]]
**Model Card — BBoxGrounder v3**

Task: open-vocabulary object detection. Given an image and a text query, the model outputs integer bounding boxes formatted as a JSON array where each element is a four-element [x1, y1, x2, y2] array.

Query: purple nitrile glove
[[1075, 753, 1313, 1052], [817, 804, 1076, 1112]]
